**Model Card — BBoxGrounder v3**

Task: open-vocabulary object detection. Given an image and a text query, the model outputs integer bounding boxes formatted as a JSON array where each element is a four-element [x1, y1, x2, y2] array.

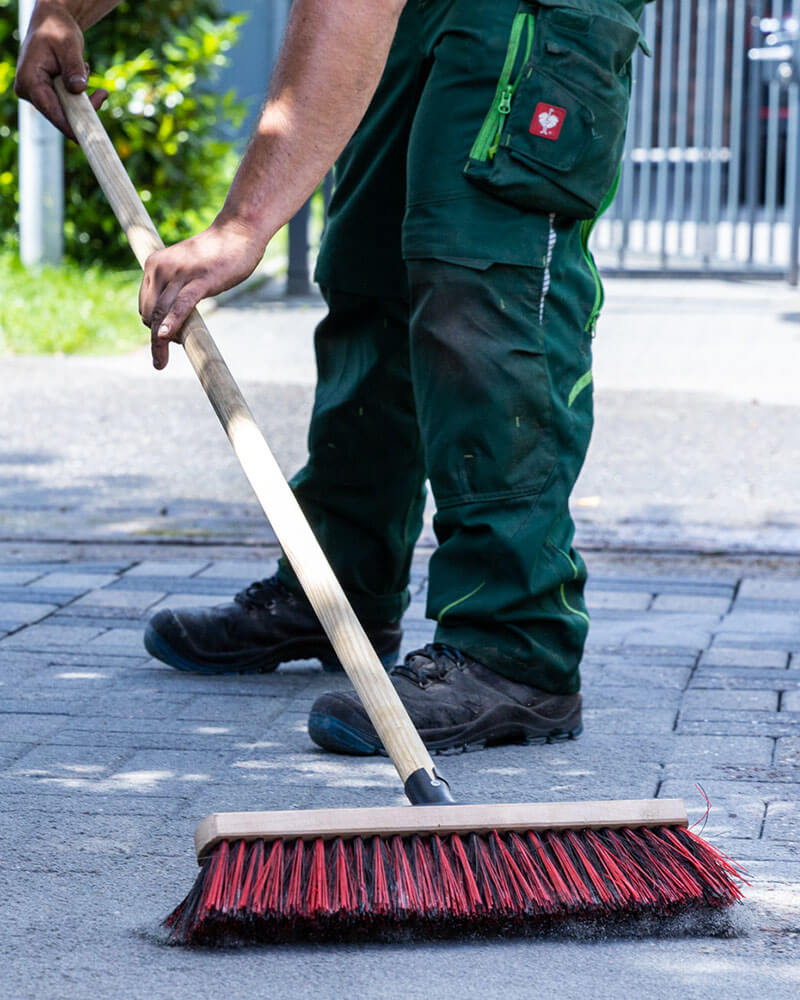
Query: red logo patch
[[530, 103, 567, 141]]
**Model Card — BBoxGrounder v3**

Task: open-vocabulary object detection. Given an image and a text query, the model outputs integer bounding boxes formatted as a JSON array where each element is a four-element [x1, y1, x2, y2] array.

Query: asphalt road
[[1, 276, 799, 552]]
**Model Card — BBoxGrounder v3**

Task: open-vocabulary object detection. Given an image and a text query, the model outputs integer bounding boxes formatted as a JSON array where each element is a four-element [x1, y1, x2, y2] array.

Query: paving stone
[[762, 801, 800, 841], [692, 667, 800, 691], [70, 588, 166, 611], [148, 592, 226, 612], [681, 689, 779, 712], [676, 711, 800, 738], [774, 737, 800, 766], [781, 690, 800, 711], [658, 780, 767, 839], [0, 602, 57, 630], [9, 744, 132, 779], [0, 569, 46, 586], [589, 575, 734, 597], [0, 586, 75, 605], [587, 662, 692, 689], [710, 633, 800, 652], [737, 577, 800, 603], [716, 610, 800, 635], [0, 789, 188, 816], [27, 572, 118, 592], [173, 694, 294, 725], [0, 741, 35, 769], [85, 629, 149, 653], [586, 613, 716, 649], [194, 559, 277, 580], [584, 647, 698, 668], [691, 762, 800, 785], [651, 593, 731, 614], [121, 560, 210, 578], [700, 647, 790, 669], [0, 624, 106, 650], [0, 713, 69, 740], [585, 590, 652, 612]]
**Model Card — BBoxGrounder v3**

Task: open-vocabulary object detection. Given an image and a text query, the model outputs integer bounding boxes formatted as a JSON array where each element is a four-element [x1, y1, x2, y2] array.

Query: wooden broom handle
[[55, 80, 446, 800]]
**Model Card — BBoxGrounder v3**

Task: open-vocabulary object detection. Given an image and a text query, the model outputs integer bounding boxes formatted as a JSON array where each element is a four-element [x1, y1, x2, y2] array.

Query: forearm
[[30, 0, 123, 30], [218, 0, 407, 247]]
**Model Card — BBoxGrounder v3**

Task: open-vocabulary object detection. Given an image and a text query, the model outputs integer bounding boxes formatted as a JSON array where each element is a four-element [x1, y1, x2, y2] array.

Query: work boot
[[308, 643, 582, 755], [143, 575, 402, 675]]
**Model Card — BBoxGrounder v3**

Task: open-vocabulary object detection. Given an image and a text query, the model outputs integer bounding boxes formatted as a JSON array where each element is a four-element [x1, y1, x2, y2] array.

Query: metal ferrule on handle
[[54, 79, 452, 807]]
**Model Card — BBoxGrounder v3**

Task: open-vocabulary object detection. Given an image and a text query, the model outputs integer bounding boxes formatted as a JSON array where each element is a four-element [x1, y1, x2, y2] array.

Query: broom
[[56, 81, 745, 945]]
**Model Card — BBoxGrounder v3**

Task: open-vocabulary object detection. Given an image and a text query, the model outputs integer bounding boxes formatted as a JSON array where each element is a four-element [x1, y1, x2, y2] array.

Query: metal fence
[[592, 0, 800, 281]]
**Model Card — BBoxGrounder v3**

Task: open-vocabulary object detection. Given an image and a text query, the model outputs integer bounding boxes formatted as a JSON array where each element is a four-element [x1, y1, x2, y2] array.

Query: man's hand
[[139, 217, 267, 370], [15, 0, 113, 138]]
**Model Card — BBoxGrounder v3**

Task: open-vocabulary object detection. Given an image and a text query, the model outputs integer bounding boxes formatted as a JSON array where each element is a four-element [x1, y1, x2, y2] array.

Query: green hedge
[[1, 0, 246, 267]]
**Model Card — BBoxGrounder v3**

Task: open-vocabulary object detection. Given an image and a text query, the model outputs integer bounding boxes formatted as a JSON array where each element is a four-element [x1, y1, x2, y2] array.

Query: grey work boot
[[144, 575, 401, 675], [308, 643, 582, 755]]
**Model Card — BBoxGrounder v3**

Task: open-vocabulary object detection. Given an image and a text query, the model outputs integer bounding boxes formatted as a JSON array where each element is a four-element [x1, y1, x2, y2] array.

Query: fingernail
[[69, 74, 87, 87], [158, 323, 170, 338]]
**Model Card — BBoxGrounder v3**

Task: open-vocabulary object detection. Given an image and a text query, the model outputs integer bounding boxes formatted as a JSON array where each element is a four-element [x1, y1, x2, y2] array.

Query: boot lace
[[392, 643, 464, 687], [235, 575, 294, 611]]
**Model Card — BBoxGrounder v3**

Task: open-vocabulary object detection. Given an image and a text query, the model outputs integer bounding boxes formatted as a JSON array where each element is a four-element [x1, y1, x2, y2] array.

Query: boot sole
[[308, 707, 583, 757], [143, 624, 399, 676]]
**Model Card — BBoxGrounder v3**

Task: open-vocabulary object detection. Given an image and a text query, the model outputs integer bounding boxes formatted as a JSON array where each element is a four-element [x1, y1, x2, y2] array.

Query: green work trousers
[[278, 0, 647, 694]]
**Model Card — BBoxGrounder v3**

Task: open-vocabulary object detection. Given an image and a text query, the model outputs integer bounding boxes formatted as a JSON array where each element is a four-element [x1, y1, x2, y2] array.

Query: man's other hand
[[15, 1, 108, 138], [139, 218, 267, 370]]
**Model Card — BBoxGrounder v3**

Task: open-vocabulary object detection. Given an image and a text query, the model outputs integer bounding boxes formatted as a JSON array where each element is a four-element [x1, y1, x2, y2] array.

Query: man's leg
[[309, 0, 641, 751], [144, 4, 427, 673]]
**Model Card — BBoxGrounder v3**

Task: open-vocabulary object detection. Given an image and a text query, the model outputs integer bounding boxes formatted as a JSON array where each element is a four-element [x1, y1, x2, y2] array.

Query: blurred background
[[2, 0, 800, 556]]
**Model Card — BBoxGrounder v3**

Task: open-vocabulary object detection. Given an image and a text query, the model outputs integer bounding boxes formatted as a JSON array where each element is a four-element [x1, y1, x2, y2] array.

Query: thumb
[[60, 56, 88, 93]]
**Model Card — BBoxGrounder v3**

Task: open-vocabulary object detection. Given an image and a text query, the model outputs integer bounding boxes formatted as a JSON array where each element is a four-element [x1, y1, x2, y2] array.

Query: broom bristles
[[163, 824, 746, 945]]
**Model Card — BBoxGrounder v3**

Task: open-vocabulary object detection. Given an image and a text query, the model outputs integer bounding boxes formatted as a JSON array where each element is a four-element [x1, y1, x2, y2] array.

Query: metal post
[[287, 199, 311, 296], [18, 0, 64, 267]]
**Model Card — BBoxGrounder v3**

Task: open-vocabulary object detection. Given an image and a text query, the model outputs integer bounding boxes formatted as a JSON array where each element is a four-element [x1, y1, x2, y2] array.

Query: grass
[[0, 251, 144, 355]]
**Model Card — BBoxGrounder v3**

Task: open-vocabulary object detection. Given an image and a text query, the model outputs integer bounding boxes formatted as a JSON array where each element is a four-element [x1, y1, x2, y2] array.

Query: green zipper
[[580, 165, 622, 333], [469, 11, 535, 163]]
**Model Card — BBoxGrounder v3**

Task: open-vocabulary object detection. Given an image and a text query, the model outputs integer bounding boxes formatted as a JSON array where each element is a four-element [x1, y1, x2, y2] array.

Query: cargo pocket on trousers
[[464, 0, 646, 220]]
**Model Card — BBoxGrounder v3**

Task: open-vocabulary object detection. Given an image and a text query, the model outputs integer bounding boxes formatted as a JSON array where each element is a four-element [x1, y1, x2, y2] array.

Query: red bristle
[[669, 827, 747, 883], [411, 836, 442, 917], [330, 838, 355, 914], [449, 834, 484, 913], [526, 832, 579, 908], [370, 836, 391, 916], [352, 837, 369, 912], [257, 838, 285, 916], [221, 839, 247, 912], [390, 836, 420, 916], [582, 829, 651, 908], [544, 831, 595, 907], [601, 828, 662, 902], [643, 828, 711, 904], [490, 832, 534, 913], [507, 832, 558, 912], [284, 839, 306, 917], [470, 832, 515, 914], [564, 830, 622, 909], [305, 837, 329, 917], [656, 827, 745, 905], [235, 839, 264, 912], [431, 835, 471, 917], [625, 828, 702, 905], [197, 840, 229, 919]]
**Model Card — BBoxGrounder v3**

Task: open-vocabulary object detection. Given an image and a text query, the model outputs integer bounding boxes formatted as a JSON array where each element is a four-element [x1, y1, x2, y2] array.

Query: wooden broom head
[[194, 799, 689, 861]]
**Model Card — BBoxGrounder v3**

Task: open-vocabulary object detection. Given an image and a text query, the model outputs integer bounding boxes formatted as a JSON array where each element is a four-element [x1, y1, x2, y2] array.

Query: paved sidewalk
[[1, 541, 799, 999]]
